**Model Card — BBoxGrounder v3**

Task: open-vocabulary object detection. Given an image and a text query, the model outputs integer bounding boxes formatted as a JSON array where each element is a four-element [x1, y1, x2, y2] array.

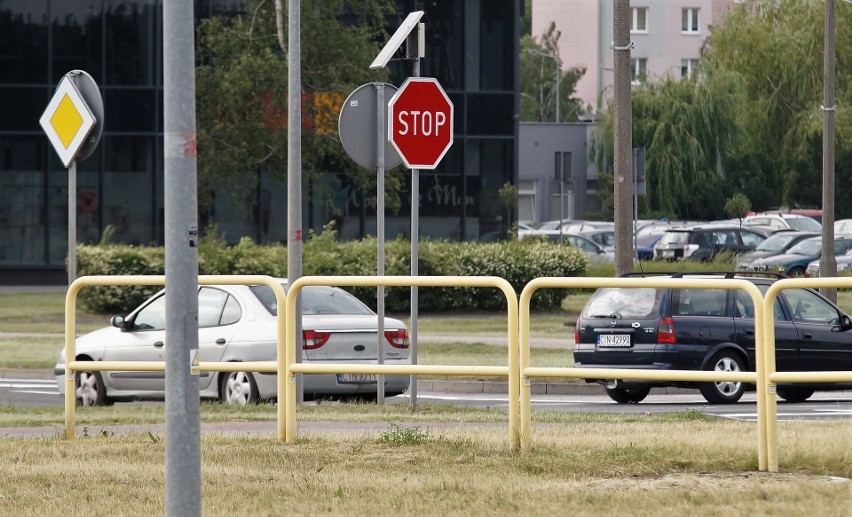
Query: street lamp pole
[[527, 49, 560, 123]]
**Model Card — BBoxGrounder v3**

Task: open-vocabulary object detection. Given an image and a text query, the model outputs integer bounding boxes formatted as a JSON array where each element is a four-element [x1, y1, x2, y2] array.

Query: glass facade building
[[0, 0, 520, 284]]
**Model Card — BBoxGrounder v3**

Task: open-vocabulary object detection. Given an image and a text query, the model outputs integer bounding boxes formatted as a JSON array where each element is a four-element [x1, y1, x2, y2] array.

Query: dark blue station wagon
[[573, 273, 852, 404]]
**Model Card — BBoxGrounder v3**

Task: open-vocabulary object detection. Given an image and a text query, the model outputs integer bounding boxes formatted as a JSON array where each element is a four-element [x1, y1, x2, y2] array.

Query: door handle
[[216, 338, 226, 345], [153, 341, 164, 348], [744, 329, 754, 335], [801, 333, 813, 339]]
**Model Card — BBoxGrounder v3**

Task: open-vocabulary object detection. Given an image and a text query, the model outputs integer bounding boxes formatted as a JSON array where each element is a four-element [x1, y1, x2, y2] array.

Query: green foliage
[[195, 0, 400, 215], [377, 423, 429, 445], [520, 23, 588, 122], [724, 192, 751, 221], [75, 236, 588, 314], [592, 0, 852, 219], [76, 245, 166, 313], [593, 71, 744, 219]]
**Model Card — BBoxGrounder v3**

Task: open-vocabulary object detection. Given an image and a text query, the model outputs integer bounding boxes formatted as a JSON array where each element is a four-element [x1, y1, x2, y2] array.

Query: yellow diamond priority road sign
[[39, 74, 96, 167]]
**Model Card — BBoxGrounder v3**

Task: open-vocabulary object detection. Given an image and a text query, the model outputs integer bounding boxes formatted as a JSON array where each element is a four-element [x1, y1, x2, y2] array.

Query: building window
[[631, 7, 648, 33], [681, 58, 699, 78], [631, 58, 647, 84], [682, 8, 700, 34]]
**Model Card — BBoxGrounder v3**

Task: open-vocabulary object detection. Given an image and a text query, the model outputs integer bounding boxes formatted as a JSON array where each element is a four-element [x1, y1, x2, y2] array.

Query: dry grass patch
[[0, 418, 850, 515]]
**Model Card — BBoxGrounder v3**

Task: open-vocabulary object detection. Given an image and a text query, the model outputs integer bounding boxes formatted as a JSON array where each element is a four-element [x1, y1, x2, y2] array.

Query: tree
[[520, 22, 587, 122], [195, 0, 400, 218], [592, 69, 745, 219], [725, 192, 751, 226], [591, 1, 852, 220], [701, 0, 852, 214]]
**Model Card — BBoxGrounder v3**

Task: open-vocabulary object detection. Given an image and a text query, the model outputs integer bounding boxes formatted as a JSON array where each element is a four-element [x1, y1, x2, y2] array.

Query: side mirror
[[111, 315, 127, 330], [841, 314, 852, 330]]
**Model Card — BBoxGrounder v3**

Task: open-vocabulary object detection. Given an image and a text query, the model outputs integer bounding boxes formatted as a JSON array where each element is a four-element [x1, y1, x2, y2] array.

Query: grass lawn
[[0, 403, 849, 515]]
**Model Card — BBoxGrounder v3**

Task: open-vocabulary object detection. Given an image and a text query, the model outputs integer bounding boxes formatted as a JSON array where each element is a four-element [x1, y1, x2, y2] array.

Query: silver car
[[55, 282, 410, 405]]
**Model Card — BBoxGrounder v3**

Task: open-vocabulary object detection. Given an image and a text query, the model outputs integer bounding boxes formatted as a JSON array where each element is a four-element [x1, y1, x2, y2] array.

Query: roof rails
[[619, 271, 785, 280]]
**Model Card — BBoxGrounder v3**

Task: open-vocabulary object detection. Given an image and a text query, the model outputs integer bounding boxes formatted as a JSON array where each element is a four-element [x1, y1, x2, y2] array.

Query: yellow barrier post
[[284, 276, 520, 448], [518, 277, 765, 465], [762, 277, 852, 472], [64, 275, 285, 440]]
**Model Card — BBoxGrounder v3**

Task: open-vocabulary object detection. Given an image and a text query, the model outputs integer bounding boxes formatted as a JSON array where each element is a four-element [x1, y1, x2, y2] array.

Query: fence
[[283, 276, 519, 447], [61, 274, 852, 472], [62, 275, 287, 440]]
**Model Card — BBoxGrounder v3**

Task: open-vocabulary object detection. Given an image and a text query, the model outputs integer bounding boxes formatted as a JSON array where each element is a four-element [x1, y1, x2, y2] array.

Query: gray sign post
[[163, 0, 201, 514], [339, 82, 402, 403]]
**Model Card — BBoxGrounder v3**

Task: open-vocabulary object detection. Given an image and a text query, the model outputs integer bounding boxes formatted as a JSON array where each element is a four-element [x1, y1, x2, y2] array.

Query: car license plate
[[662, 250, 674, 258], [597, 334, 631, 347], [337, 373, 377, 384]]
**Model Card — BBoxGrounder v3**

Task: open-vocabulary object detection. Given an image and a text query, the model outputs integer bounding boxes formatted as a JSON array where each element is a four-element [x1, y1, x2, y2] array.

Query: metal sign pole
[[67, 161, 76, 285], [409, 39, 421, 408], [376, 83, 386, 404]]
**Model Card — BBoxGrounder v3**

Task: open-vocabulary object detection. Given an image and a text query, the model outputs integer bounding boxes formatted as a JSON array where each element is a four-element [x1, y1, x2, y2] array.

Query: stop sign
[[387, 77, 454, 170]]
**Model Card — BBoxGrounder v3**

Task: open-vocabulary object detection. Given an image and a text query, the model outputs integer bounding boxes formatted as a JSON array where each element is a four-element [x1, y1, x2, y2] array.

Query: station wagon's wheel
[[776, 387, 815, 403], [219, 370, 259, 405], [605, 385, 651, 404], [75, 370, 111, 406], [699, 351, 746, 404]]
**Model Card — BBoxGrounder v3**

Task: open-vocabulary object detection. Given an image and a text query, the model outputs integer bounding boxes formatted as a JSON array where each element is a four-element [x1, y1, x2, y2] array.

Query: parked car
[[636, 232, 663, 261], [535, 231, 615, 263], [737, 230, 819, 270], [55, 282, 410, 405], [834, 218, 852, 234], [653, 225, 769, 261], [573, 272, 852, 404], [806, 248, 852, 277], [743, 213, 822, 232], [746, 236, 852, 277]]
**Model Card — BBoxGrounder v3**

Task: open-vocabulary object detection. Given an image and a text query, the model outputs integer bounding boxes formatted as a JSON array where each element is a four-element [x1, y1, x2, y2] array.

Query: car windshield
[[787, 238, 821, 255], [250, 285, 374, 316], [755, 233, 800, 252], [582, 287, 661, 319]]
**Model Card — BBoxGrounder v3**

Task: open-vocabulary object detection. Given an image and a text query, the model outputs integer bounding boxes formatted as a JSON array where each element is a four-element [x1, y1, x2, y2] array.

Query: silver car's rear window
[[582, 287, 661, 319], [250, 285, 374, 316]]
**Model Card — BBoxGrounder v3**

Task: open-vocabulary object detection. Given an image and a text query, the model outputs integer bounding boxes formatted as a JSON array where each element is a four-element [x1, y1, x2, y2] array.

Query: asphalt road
[[3, 371, 852, 424]]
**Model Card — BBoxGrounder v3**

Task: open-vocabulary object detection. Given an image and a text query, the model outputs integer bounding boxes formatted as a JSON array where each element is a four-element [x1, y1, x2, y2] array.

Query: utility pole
[[820, 0, 837, 301], [163, 0, 200, 514], [612, 0, 633, 276]]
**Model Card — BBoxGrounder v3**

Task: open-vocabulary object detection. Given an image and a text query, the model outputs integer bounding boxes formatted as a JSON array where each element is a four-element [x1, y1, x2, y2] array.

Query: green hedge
[[76, 231, 587, 314]]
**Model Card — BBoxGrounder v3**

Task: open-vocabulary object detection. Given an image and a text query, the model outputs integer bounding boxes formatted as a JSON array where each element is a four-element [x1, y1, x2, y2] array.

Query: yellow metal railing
[[518, 277, 770, 469], [284, 276, 520, 448], [63, 275, 287, 440], [61, 273, 852, 473], [762, 277, 852, 472]]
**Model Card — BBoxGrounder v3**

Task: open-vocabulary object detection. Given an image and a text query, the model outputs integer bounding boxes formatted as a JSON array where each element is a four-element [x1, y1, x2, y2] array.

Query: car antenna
[[636, 255, 647, 277]]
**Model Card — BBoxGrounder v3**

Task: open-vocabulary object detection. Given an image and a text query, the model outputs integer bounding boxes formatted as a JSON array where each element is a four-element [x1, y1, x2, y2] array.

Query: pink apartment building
[[532, 0, 738, 112]]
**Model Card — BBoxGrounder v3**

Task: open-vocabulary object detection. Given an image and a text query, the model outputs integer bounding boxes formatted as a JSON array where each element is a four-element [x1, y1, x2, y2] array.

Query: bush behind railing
[[75, 230, 588, 314]]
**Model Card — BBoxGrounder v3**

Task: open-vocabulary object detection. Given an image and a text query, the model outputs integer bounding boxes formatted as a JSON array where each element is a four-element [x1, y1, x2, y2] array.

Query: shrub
[[75, 235, 588, 314]]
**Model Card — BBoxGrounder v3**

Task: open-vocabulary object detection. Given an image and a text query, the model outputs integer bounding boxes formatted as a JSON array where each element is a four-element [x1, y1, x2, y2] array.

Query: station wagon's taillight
[[384, 329, 410, 349], [303, 330, 330, 349], [574, 318, 580, 344], [657, 316, 676, 344]]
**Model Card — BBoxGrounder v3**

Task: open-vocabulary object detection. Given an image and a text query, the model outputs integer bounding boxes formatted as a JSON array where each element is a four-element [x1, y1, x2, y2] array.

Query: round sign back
[[338, 83, 402, 170]]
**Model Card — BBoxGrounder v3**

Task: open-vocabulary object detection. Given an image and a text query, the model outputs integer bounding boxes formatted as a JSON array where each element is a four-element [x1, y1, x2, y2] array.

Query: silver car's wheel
[[699, 351, 746, 404], [75, 370, 110, 406], [219, 371, 259, 405]]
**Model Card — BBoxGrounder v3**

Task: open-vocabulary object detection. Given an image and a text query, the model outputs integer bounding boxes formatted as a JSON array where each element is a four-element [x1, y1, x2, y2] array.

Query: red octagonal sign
[[387, 77, 454, 170]]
